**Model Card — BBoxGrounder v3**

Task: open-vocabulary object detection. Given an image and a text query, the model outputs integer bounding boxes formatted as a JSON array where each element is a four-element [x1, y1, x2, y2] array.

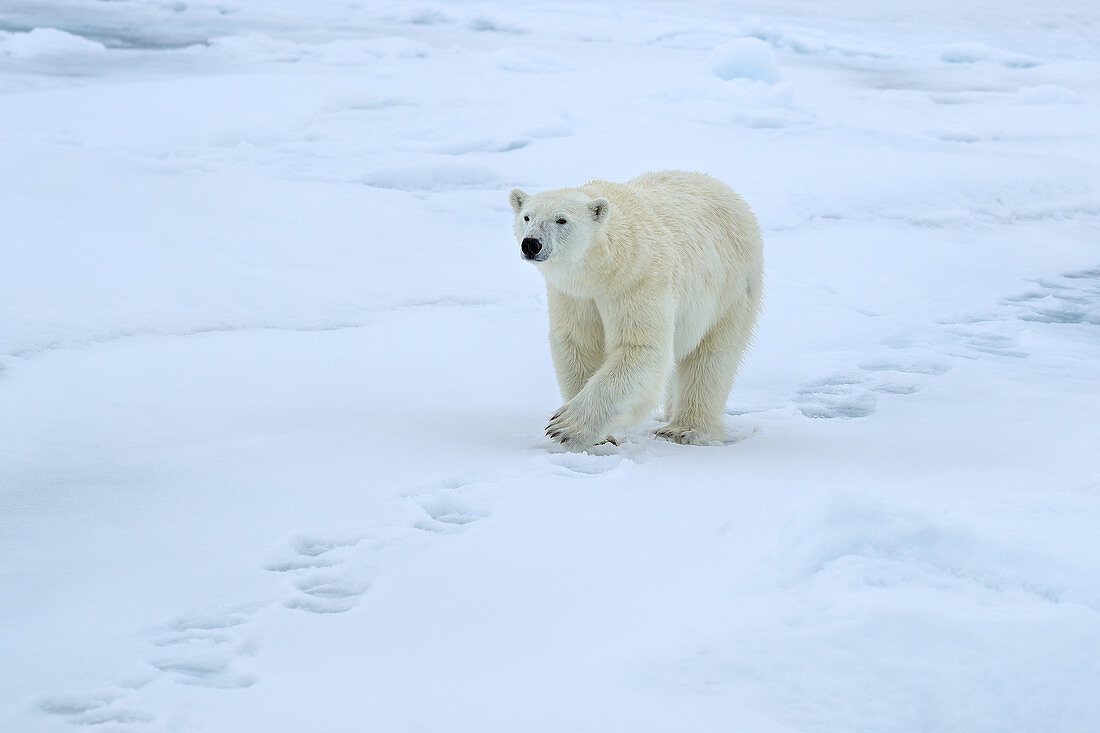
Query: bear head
[[509, 188, 611, 266]]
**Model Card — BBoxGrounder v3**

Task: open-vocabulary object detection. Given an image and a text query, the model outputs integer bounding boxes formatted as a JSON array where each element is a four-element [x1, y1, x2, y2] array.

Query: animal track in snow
[[263, 533, 359, 572], [268, 534, 368, 614], [1002, 266, 1100, 326], [795, 374, 878, 419], [795, 356, 950, 419], [269, 484, 494, 614], [942, 265, 1099, 360], [39, 690, 155, 727], [148, 610, 256, 688], [39, 610, 256, 724], [795, 265, 1099, 420], [285, 572, 369, 614], [414, 489, 490, 533], [43, 479, 498, 722], [945, 325, 1030, 359]]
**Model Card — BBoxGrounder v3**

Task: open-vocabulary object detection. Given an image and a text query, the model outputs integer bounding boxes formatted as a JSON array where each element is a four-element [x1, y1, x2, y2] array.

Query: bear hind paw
[[654, 424, 718, 445]]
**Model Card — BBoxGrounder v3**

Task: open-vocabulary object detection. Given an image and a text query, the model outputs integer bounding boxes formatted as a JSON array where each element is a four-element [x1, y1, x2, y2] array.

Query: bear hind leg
[[656, 308, 753, 445]]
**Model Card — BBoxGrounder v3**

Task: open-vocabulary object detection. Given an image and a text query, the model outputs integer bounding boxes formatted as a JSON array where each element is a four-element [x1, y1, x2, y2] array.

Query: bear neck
[[539, 228, 621, 299]]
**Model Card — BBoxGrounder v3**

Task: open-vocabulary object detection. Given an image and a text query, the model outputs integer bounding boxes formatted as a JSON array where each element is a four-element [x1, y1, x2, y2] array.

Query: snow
[[709, 37, 781, 83], [0, 27, 107, 58], [940, 42, 1041, 68], [1, 1, 1099, 731]]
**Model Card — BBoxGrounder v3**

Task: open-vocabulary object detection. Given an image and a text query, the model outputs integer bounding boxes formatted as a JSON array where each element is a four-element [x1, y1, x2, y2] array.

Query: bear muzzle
[[521, 237, 547, 261]]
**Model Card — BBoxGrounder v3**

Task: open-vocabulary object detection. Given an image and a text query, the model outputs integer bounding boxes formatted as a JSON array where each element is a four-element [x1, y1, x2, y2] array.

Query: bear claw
[[546, 403, 605, 448]]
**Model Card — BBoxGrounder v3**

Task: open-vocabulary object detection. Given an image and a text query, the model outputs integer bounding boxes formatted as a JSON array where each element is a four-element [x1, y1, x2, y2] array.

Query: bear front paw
[[546, 403, 603, 448]]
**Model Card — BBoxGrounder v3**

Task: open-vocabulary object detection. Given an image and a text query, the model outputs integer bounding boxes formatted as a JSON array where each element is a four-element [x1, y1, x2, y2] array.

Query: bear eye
[[523, 215, 529, 222], [556, 218, 567, 225]]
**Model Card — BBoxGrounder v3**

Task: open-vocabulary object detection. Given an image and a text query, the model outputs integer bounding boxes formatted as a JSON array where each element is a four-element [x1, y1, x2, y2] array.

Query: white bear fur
[[510, 170, 763, 448]]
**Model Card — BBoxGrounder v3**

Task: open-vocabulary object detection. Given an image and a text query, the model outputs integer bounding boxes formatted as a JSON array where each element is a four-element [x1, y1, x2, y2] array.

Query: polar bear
[[509, 170, 763, 448]]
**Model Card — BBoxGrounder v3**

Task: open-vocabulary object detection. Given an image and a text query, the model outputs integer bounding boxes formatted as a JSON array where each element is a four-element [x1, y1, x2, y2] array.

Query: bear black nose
[[521, 237, 543, 260]]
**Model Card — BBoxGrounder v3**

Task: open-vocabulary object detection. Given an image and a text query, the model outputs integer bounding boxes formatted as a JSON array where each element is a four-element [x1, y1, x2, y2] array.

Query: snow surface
[[1, 1, 1099, 731], [709, 37, 781, 83]]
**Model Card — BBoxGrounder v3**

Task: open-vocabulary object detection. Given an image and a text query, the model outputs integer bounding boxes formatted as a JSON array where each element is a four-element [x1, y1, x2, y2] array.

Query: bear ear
[[509, 188, 528, 214], [589, 197, 610, 223]]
